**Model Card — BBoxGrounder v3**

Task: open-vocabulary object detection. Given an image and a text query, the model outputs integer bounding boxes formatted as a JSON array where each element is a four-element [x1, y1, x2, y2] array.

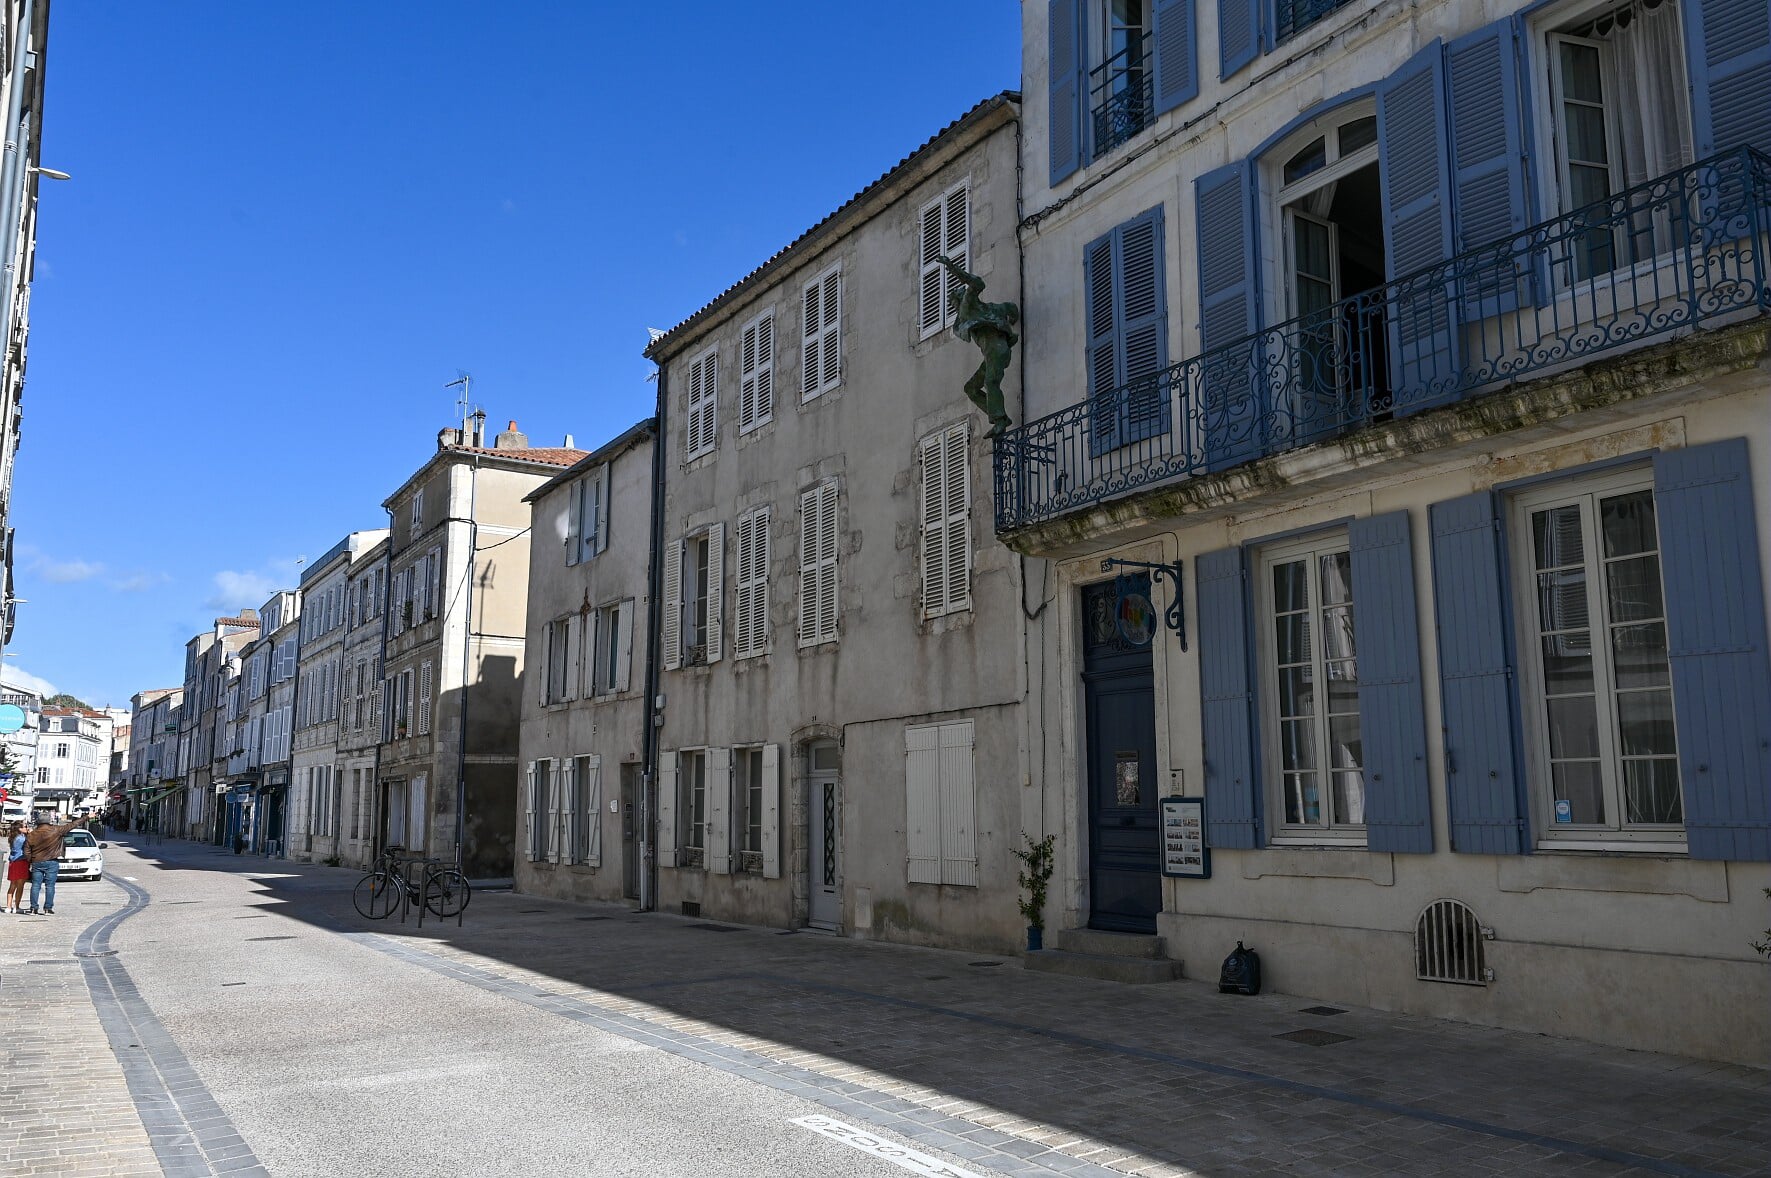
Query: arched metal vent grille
[[1415, 899, 1493, 985]]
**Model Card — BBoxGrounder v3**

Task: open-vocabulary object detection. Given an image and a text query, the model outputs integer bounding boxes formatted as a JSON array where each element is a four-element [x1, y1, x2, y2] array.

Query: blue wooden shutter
[[1348, 512, 1433, 853], [1219, 0, 1260, 79], [1429, 492, 1526, 854], [1118, 208, 1170, 445], [1198, 547, 1260, 848], [1653, 439, 1771, 861], [1378, 42, 1460, 413], [1085, 229, 1121, 454], [1683, 0, 1771, 157], [1152, 0, 1198, 114], [1049, 0, 1085, 184], [1446, 22, 1533, 318], [1194, 161, 1262, 471]]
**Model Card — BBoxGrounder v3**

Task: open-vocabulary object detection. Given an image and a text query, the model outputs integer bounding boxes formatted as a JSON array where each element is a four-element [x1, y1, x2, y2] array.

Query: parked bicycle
[[351, 848, 472, 922]]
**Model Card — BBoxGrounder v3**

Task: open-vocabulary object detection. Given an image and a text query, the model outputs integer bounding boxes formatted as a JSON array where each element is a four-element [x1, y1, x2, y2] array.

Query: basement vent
[[1415, 899, 1494, 985]]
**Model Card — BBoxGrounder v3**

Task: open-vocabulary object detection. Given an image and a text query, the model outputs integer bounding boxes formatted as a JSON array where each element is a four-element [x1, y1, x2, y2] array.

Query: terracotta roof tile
[[443, 445, 588, 467]]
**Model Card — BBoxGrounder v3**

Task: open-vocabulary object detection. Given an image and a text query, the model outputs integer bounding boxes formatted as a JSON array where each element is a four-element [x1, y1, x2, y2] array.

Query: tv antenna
[[445, 373, 482, 442]]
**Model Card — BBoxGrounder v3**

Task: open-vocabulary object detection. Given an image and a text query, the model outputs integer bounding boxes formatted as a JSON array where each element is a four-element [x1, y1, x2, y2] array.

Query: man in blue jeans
[[24, 815, 80, 915]]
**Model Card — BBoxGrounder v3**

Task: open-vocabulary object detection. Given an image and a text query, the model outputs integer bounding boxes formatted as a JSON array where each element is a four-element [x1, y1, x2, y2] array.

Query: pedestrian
[[5, 821, 27, 913], [24, 814, 82, 915]]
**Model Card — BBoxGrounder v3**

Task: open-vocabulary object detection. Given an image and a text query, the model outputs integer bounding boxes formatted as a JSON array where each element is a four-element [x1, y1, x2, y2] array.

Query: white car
[[56, 829, 106, 881]]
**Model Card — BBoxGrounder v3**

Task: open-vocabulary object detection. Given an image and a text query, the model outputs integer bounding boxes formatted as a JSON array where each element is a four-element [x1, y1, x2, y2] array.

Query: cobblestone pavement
[[5, 839, 1768, 1177]]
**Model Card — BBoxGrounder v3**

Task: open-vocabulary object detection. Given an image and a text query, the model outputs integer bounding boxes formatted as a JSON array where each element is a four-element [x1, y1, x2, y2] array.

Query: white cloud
[[109, 571, 171, 593], [206, 569, 280, 611], [32, 556, 105, 583], [1, 666, 57, 697]]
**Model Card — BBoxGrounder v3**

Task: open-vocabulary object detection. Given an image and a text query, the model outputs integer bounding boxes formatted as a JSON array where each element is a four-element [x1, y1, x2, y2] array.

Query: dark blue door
[[1082, 577, 1161, 933]]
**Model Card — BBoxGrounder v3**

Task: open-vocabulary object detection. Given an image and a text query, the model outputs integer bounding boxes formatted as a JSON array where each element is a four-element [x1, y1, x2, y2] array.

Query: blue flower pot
[[1027, 925, 1043, 952]]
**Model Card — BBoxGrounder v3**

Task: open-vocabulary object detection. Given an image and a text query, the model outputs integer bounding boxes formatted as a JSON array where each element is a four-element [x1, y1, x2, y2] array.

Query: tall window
[[526, 758, 553, 862], [1259, 536, 1364, 838], [411, 488, 424, 533], [735, 746, 765, 871], [684, 535, 712, 665], [918, 424, 971, 618], [917, 184, 970, 338], [798, 482, 840, 647], [679, 750, 707, 867], [735, 508, 770, 658], [802, 265, 842, 399], [571, 465, 610, 565], [591, 602, 625, 695], [686, 348, 718, 459], [1513, 472, 1681, 840], [738, 311, 774, 434], [1275, 0, 1355, 44], [544, 618, 573, 704], [1089, 0, 1152, 157]]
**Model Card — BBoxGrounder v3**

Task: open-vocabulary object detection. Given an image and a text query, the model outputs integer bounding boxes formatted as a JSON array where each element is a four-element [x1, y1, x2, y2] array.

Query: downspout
[[374, 507, 393, 861], [640, 365, 670, 912], [0, 0, 34, 354], [454, 453, 480, 872]]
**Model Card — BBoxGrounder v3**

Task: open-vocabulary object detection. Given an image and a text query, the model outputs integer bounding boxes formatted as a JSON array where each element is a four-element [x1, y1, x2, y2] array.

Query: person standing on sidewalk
[[24, 815, 81, 915], [5, 821, 27, 913]]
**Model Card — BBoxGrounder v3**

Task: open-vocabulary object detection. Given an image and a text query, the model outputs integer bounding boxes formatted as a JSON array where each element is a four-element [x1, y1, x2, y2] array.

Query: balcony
[[994, 149, 1771, 533], [1089, 44, 1152, 160]]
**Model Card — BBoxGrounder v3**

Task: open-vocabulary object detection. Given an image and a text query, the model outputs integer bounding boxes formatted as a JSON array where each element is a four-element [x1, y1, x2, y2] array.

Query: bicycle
[[351, 849, 471, 921]]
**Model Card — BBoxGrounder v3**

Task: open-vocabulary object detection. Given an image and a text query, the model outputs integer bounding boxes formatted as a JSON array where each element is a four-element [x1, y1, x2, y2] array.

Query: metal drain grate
[[245, 936, 297, 942], [75, 950, 118, 958], [576, 915, 611, 921], [968, 961, 1002, 968], [1275, 1028, 1354, 1046], [1416, 898, 1493, 985], [688, 922, 741, 932], [1299, 1005, 1347, 1016], [24, 958, 77, 966]]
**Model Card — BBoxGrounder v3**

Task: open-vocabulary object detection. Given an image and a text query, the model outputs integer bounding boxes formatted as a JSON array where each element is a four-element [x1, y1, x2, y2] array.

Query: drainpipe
[[639, 364, 670, 912], [454, 452, 480, 872], [0, 0, 33, 354], [374, 507, 393, 862]]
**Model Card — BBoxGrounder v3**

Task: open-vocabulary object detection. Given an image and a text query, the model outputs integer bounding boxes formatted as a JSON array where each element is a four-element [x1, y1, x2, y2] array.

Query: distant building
[[34, 705, 112, 815], [125, 687, 182, 827], [331, 534, 389, 868]]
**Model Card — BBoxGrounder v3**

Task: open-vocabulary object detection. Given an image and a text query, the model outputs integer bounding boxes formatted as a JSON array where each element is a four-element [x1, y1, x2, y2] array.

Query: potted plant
[[1012, 832, 1056, 952]]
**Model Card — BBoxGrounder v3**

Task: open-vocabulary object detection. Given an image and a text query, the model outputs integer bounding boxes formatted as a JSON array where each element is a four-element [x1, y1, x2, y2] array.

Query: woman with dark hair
[[5, 821, 28, 913]]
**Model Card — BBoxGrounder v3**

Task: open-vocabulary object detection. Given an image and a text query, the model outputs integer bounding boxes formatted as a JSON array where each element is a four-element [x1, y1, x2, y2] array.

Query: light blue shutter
[[1446, 22, 1533, 317], [1683, 0, 1771, 157], [1219, 0, 1260, 79], [1194, 162, 1262, 471], [1428, 492, 1526, 854], [1348, 512, 1433, 853], [1378, 42, 1459, 412], [1049, 0, 1085, 184], [1152, 0, 1198, 114], [1198, 547, 1259, 848], [1119, 208, 1170, 445], [1085, 229, 1122, 454], [1653, 439, 1771, 861]]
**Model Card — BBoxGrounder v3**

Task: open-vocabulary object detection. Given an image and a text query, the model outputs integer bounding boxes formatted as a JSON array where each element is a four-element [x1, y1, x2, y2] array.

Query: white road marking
[[791, 1115, 986, 1178], [123, 876, 138, 881]]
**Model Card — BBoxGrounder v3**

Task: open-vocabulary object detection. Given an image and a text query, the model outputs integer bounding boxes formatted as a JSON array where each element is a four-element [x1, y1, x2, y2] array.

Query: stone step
[[1024, 949, 1185, 985], [1051, 927, 1170, 959]]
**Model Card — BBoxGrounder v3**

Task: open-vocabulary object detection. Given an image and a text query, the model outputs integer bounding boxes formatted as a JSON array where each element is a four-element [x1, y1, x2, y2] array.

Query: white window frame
[[1509, 467, 1686, 851], [801, 263, 842, 400], [734, 745, 765, 870], [917, 182, 971, 339], [678, 748, 708, 868], [544, 617, 573, 705], [738, 309, 775, 434], [735, 507, 770, 659], [686, 347, 719, 461], [1255, 531, 1367, 846], [918, 422, 972, 619], [411, 488, 424, 534], [798, 481, 840, 648], [1261, 101, 1379, 333]]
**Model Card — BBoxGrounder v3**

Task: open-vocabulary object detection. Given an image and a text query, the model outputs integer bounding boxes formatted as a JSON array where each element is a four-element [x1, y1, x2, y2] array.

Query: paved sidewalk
[[134, 837, 1771, 1178], [0, 889, 159, 1177]]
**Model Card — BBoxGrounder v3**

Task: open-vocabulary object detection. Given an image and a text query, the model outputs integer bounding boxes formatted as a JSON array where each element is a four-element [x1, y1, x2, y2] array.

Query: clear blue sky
[[9, 2, 1021, 708]]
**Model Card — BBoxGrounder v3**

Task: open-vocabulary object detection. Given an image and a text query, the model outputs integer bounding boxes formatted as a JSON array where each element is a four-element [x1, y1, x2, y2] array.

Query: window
[[570, 466, 611, 565], [35, 766, 45, 784], [679, 750, 707, 867], [543, 617, 573, 704], [1275, 0, 1356, 44], [686, 348, 718, 460], [798, 482, 840, 647], [1258, 535, 1365, 840], [570, 754, 601, 866], [589, 600, 632, 696], [411, 488, 424, 534], [417, 661, 433, 735], [735, 508, 770, 658], [425, 548, 441, 619], [905, 720, 977, 885], [1512, 472, 1681, 842], [918, 424, 971, 618], [54, 741, 68, 757], [1089, 0, 1153, 157], [525, 758, 554, 863], [917, 184, 970, 338], [684, 534, 713, 665], [801, 266, 841, 399], [735, 746, 766, 871], [739, 311, 774, 433]]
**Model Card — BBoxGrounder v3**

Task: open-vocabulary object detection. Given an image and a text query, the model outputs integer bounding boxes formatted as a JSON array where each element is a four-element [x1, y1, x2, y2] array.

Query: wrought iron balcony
[[994, 148, 1771, 532], [1274, 0, 1356, 43], [1090, 45, 1153, 159]]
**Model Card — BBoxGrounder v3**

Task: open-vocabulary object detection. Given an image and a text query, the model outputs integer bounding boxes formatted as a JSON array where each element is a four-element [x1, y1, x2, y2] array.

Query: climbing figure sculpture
[[937, 255, 1018, 436]]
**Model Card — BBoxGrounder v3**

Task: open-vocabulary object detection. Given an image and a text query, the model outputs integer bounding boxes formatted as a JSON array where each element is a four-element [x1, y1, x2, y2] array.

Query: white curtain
[[1594, 0, 1694, 187]]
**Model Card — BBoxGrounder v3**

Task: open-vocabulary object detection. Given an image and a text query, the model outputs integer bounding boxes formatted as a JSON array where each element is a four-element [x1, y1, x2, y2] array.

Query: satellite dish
[[0, 703, 24, 734]]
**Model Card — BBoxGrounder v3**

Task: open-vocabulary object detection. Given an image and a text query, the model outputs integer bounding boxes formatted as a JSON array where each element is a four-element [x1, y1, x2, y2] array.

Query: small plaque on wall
[[1160, 797, 1210, 879]]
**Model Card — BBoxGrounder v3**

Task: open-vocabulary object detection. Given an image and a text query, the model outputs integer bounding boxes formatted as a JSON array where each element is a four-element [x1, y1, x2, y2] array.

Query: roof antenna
[[445, 373, 481, 444], [646, 328, 666, 382]]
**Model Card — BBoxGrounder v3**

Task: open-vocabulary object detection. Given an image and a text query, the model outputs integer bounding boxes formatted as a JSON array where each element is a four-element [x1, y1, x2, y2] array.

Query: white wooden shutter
[[663, 538, 684, 670], [707, 746, 732, 874], [687, 350, 718, 458], [525, 762, 539, 861], [736, 509, 769, 658], [657, 758, 678, 868], [905, 725, 942, 883], [802, 267, 841, 398], [801, 277, 823, 397], [547, 762, 564, 864], [565, 483, 581, 566], [920, 423, 972, 618], [583, 755, 603, 867], [739, 312, 774, 433], [939, 722, 977, 886], [797, 484, 839, 647], [594, 465, 611, 555], [761, 743, 781, 879], [942, 425, 971, 614], [705, 522, 725, 664], [614, 599, 634, 692], [428, 549, 441, 618], [918, 433, 949, 618], [418, 661, 433, 734], [816, 483, 839, 644], [918, 186, 970, 338]]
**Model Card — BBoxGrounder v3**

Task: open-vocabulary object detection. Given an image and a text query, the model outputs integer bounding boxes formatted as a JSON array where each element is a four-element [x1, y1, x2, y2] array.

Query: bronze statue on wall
[[937, 255, 1018, 436]]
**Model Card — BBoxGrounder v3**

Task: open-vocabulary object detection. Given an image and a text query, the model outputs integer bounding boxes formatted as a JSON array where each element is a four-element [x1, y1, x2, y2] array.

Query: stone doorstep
[[1023, 949, 1185, 985], [1050, 928, 1171, 960]]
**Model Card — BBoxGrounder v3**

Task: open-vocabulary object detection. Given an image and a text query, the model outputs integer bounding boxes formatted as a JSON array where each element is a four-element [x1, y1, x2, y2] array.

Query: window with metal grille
[[1415, 898, 1492, 985]]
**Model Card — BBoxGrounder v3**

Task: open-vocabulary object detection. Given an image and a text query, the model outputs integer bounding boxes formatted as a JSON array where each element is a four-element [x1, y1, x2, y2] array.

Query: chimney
[[470, 408, 487, 447], [438, 427, 463, 450], [493, 419, 528, 450], [563, 433, 575, 449]]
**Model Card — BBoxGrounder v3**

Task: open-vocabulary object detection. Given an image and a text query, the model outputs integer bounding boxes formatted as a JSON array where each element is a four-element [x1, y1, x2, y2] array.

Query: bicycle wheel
[[424, 869, 471, 918], [352, 871, 404, 920]]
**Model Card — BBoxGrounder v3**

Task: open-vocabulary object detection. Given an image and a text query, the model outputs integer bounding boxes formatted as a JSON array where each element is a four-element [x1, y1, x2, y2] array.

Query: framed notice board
[[1160, 796, 1210, 878]]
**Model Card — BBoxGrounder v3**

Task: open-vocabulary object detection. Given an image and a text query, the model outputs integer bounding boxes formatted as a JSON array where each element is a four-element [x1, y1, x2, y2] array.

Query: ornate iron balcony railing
[[1275, 0, 1357, 43], [1090, 44, 1153, 159], [994, 148, 1771, 532]]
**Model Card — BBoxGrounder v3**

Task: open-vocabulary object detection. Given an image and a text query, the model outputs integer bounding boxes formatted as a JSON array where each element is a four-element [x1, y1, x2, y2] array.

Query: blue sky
[[9, 2, 1021, 707]]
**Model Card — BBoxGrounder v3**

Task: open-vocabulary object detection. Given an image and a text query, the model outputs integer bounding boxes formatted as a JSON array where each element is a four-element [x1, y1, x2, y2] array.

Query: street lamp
[[27, 167, 68, 181]]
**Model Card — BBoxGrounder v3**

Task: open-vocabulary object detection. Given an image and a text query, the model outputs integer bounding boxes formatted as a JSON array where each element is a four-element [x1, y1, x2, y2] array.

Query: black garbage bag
[[1218, 940, 1261, 995]]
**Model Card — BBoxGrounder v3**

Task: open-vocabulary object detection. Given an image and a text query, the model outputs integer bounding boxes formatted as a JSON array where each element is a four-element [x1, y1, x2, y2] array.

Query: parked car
[[57, 829, 106, 881]]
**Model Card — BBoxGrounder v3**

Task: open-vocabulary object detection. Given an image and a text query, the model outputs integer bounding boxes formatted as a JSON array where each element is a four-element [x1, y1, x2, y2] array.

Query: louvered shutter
[[705, 522, 725, 663], [687, 352, 718, 457], [1152, 0, 1197, 114], [817, 484, 839, 644], [1347, 512, 1433, 853], [919, 434, 949, 616], [802, 277, 824, 396], [943, 188, 969, 298], [1447, 22, 1532, 318], [942, 428, 970, 614], [567, 479, 585, 565], [1428, 492, 1527, 854], [1685, 0, 1771, 157], [918, 198, 947, 336], [739, 313, 774, 433], [817, 269, 839, 391], [584, 755, 603, 867], [524, 763, 539, 861], [428, 550, 441, 618], [1654, 439, 1771, 861], [920, 425, 971, 618], [657, 759, 678, 868], [1118, 208, 1169, 445], [548, 762, 564, 864], [1219, 0, 1260, 79], [708, 747, 732, 874], [584, 607, 600, 698], [1084, 229, 1121, 455], [1198, 547, 1260, 848], [1049, 0, 1084, 183], [1194, 162, 1262, 470], [614, 599, 634, 692], [939, 722, 977, 886], [760, 743, 781, 878], [798, 485, 839, 646], [595, 465, 611, 555], [736, 510, 769, 657], [418, 661, 433, 735], [1379, 42, 1459, 411], [663, 538, 684, 670], [905, 725, 942, 883]]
